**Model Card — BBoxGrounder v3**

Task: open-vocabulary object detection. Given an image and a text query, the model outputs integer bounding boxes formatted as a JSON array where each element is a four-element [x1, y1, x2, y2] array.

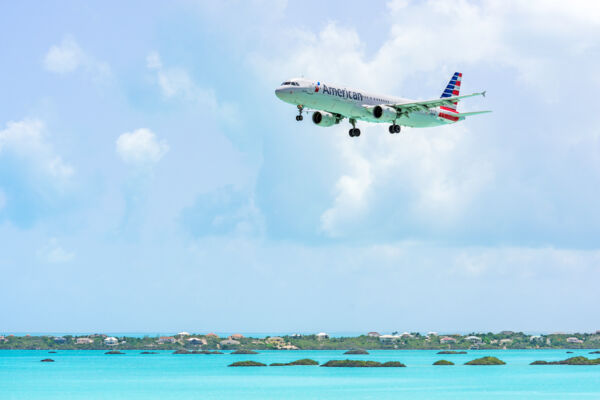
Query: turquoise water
[[1, 349, 599, 399]]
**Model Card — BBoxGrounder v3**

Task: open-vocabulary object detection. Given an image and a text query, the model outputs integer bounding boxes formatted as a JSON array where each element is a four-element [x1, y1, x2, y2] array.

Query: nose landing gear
[[295, 105, 304, 121]]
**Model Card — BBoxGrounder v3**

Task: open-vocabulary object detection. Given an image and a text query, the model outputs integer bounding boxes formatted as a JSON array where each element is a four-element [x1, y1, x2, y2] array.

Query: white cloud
[[43, 36, 110, 81], [116, 128, 169, 166], [146, 51, 238, 124], [0, 119, 74, 181], [44, 37, 85, 74], [38, 238, 75, 263]]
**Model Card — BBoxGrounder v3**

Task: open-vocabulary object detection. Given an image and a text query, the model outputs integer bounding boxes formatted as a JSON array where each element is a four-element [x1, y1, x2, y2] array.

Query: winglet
[[481, 90, 486, 97]]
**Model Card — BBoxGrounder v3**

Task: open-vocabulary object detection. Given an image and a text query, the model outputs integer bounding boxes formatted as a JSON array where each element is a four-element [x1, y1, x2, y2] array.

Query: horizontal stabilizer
[[459, 110, 492, 117]]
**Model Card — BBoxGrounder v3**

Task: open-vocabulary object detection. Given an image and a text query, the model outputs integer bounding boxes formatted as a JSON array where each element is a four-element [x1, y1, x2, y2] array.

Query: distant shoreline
[[1, 331, 599, 351]]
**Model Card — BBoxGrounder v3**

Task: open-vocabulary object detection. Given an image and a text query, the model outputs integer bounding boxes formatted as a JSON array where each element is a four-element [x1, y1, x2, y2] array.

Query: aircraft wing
[[385, 91, 487, 113]]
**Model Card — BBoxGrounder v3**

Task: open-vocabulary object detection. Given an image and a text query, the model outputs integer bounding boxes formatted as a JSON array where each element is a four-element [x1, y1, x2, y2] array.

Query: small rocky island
[[590, 351, 600, 354], [270, 358, 319, 366], [40, 358, 55, 362], [437, 351, 467, 354], [321, 359, 406, 367], [140, 351, 158, 354], [465, 356, 506, 365], [531, 356, 600, 365], [344, 349, 369, 355], [231, 349, 259, 354], [105, 350, 125, 355], [433, 359, 454, 365], [174, 349, 223, 354], [228, 360, 267, 367]]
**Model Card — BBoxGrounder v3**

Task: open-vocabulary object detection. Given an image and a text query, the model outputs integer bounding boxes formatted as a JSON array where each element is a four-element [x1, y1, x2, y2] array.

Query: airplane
[[274, 72, 490, 137]]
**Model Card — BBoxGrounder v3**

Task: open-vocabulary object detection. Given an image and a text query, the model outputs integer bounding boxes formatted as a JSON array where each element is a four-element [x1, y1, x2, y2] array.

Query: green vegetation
[[321, 359, 405, 367], [433, 359, 454, 365], [1, 331, 599, 351], [270, 358, 319, 366], [465, 356, 506, 365], [228, 361, 267, 367], [231, 349, 259, 354], [531, 356, 600, 365], [437, 351, 467, 354], [344, 349, 369, 354]]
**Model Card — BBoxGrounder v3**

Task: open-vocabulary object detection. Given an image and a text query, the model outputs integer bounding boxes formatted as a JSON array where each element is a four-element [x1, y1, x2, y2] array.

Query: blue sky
[[1, 0, 600, 334]]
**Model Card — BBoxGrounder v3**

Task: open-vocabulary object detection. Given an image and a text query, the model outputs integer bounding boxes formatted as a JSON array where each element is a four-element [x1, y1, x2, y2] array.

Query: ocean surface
[[1, 349, 599, 399]]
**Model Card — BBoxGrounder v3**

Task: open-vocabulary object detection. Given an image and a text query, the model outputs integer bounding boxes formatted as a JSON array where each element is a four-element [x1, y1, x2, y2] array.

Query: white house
[[76, 337, 94, 345], [465, 336, 482, 343], [566, 337, 583, 344], [379, 334, 398, 343], [367, 332, 381, 337], [177, 332, 191, 337], [104, 337, 118, 346], [187, 337, 207, 345], [316, 332, 329, 339]]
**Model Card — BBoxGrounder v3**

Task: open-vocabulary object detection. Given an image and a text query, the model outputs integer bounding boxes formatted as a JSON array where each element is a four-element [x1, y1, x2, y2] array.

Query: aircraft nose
[[275, 87, 285, 99]]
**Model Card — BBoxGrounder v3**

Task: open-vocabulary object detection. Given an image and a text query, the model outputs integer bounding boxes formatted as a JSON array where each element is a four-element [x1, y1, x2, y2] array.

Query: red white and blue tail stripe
[[440, 72, 461, 113]]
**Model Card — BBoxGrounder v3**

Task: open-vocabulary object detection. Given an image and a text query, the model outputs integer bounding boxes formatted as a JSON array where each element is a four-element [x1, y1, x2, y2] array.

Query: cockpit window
[[280, 81, 300, 86]]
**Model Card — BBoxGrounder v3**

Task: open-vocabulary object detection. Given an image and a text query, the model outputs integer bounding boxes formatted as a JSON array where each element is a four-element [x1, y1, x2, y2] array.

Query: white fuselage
[[275, 78, 462, 127]]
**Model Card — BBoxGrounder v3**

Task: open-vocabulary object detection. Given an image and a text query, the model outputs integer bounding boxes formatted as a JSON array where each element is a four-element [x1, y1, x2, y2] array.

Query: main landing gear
[[295, 105, 304, 121], [349, 118, 361, 137], [388, 124, 401, 134]]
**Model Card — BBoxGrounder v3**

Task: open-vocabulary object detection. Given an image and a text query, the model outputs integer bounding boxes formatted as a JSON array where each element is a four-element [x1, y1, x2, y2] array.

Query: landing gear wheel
[[349, 128, 360, 137], [296, 105, 304, 121], [295, 115, 303, 121], [389, 125, 394, 134], [394, 124, 401, 133]]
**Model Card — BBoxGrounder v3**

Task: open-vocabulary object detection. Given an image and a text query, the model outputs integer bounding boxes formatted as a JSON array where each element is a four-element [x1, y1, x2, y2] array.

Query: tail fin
[[440, 72, 462, 112]]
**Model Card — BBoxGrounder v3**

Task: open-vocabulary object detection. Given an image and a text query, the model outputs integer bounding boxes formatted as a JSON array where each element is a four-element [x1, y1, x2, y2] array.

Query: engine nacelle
[[312, 111, 338, 127], [372, 105, 398, 122]]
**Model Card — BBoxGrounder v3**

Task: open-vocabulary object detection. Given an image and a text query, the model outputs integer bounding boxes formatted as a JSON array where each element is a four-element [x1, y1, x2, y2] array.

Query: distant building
[[177, 332, 191, 337], [529, 335, 543, 341], [53, 337, 66, 344], [440, 337, 457, 344], [0, 335, 7, 342], [566, 337, 583, 344], [465, 336, 482, 343], [230, 334, 244, 340], [186, 337, 206, 345], [291, 333, 303, 338], [205, 333, 218, 338], [104, 337, 118, 346], [379, 335, 398, 343], [367, 332, 381, 337], [316, 332, 329, 340], [158, 336, 176, 344], [499, 338, 513, 345], [500, 331, 514, 335], [400, 332, 414, 338], [76, 338, 94, 345], [220, 339, 240, 346], [266, 336, 284, 344]]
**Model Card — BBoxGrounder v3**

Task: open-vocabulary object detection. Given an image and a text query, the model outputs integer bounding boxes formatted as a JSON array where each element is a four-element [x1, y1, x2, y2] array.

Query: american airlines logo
[[320, 84, 363, 101]]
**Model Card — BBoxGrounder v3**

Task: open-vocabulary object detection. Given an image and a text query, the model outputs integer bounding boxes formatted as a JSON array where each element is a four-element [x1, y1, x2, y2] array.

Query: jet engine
[[372, 105, 398, 122], [312, 111, 338, 127]]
